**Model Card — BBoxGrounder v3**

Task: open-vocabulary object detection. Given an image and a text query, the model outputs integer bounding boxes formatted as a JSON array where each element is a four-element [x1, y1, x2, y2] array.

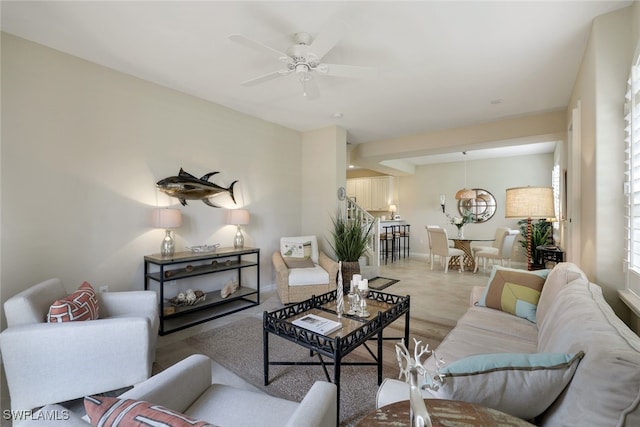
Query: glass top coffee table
[[263, 289, 410, 421]]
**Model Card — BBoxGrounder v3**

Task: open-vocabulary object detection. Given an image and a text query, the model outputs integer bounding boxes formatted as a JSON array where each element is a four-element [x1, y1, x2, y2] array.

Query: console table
[[144, 247, 260, 335]]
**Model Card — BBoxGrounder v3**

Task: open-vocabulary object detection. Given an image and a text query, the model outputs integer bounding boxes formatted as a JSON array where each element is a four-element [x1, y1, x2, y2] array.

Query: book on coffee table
[[292, 313, 343, 335]]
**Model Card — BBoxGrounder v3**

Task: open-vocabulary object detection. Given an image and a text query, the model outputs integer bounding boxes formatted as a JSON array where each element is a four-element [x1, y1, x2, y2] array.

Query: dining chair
[[471, 227, 508, 259], [427, 226, 465, 273], [426, 225, 439, 268], [474, 229, 520, 273]]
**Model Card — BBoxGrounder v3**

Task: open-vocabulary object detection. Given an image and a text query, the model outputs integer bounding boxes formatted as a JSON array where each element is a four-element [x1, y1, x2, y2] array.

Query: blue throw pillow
[[426, 351, 584, 420]]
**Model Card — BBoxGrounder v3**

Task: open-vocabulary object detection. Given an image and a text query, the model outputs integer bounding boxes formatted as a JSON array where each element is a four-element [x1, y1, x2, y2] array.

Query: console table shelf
[[144, 247, 260, 335]]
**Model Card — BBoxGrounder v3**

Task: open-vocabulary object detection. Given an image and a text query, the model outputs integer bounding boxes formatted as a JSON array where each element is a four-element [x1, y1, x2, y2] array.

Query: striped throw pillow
[[84, 396, 216, 427], [47, 281, 99, 322]]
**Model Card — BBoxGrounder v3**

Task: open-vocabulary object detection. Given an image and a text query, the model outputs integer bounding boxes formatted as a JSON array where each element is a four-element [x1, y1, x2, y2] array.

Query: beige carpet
[[181, 315, 445, 426]]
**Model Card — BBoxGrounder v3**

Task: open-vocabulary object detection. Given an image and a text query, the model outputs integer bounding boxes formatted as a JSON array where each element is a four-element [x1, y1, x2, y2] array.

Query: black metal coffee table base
[[263, 290, 410, 424]]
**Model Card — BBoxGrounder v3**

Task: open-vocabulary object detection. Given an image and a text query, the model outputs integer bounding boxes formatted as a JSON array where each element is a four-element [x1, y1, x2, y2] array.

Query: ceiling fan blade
[[317, 63, 378, 80], [240, 69, 290, 87], [309, 21, 347, 60], [228, 34, 289, 60], [301, 76, 320, 100]]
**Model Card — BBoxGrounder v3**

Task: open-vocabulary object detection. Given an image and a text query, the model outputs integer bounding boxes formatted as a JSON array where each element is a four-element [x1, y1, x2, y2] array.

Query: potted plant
[[518, 219, 553, 269], [328, 210, 374, 290]]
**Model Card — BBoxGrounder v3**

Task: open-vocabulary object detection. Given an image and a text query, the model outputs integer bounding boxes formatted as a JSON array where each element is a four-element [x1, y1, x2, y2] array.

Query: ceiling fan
[[228, 28, 377, 99]]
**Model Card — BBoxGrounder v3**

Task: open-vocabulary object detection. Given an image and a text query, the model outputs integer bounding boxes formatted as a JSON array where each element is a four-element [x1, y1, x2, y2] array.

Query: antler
[[395, 337, 447, 393], [395, 339, 412, 382], [413, 338, 431, 364]]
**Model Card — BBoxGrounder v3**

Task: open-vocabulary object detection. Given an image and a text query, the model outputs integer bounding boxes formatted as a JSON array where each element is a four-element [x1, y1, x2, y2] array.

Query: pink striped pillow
[[47, 281, 99, 322], [84, 396, 216, 427]]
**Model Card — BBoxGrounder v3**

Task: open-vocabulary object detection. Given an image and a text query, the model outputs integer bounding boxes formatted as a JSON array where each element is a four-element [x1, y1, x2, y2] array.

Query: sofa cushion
[[288, 265, 330, 286], [456, 306, 539, 342], [186, 384, 300, 427], [536, 281, 640, 426], [84, 395, 215, 427], [47, 281, 99, 322], [423, 319, 538, 375], [283, 256, 315, 269], [536, 262, 587, 326], [477, 266, 550, 322], [426, 352, 584, 420]]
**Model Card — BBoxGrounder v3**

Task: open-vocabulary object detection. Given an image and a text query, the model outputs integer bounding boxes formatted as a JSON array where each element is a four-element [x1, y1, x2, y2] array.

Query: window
[[552, 164, 561, 231], [625, 51, 640, 297]]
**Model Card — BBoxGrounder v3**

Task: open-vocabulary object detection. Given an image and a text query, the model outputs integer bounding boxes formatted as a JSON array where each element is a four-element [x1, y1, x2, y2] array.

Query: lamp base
[[161, 229, 175, 257], [234, 225, 244, 249]]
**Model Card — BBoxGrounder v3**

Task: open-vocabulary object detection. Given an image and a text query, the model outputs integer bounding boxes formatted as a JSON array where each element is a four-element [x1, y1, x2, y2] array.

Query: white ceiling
[[1, 1, 632, 166]]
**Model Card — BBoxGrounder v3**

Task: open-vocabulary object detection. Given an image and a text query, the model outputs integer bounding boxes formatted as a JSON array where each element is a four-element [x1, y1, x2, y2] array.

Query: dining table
[[448, 237, 494, 272]]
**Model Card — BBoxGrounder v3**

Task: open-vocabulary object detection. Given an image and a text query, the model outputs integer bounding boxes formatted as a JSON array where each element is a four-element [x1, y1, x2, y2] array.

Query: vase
[[341, 261, 360, 293], [457, 225, 464, 238]]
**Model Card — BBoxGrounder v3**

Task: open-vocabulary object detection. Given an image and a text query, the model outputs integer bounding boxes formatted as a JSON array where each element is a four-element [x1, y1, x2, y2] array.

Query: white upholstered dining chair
[[473, 228, 520, 272], [426, 226, 465, 273]]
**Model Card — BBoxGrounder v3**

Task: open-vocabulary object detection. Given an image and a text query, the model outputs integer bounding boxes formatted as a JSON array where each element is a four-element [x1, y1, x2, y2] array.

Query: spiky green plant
[[328, 211, 374, 262], [517, 219, 553, 265]]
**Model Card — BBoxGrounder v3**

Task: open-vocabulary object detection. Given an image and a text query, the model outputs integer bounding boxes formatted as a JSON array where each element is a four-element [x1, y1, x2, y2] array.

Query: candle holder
[[357, 287, 370, 317]]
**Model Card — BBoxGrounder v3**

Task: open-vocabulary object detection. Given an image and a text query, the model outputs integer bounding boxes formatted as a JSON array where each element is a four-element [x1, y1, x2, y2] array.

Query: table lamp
[[151, 208, 182, 257], [227, 209, 250, 249], [389, 204, 397, 219], [505, 186, 555, 270]]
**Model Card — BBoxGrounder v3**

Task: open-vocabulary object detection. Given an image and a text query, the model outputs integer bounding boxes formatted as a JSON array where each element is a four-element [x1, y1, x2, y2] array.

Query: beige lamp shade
[[151, 208, 182, 229], [227, 209, 250, 225], [505, 187, 555, 219], [389, 204, 397, 212], [455, 188, 476, 200]]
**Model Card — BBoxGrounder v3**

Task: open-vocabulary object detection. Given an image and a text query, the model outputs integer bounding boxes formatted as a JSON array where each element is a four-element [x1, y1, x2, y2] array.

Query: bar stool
[[391, 225, 401, 261], [398, 224, 411, 258], [380, 226, 394, 264]]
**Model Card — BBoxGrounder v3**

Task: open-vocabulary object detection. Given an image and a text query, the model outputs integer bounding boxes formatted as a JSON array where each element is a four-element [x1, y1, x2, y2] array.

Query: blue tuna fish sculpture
[[156, 168, 237, 208]]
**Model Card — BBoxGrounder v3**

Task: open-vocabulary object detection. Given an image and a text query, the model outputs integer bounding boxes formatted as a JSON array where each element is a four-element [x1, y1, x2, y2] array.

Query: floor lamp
[[505, 187, 555, 270]]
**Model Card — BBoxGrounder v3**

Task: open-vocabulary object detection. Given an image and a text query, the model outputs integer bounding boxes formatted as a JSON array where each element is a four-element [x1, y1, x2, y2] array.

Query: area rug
[[367, 276, 400, 291], [184, 316, 407, 427]]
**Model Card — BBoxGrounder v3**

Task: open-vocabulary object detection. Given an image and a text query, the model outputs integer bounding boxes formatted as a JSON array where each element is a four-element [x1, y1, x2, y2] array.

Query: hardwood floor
[[155, 254, 491, 379]]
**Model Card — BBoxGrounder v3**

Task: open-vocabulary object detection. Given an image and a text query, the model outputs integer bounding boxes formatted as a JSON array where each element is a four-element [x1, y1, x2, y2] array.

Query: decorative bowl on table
[[186, 244, 220, 253]]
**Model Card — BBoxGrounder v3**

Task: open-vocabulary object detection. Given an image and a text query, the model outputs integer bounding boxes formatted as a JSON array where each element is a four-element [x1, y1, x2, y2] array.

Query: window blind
[[625, 57, 640, 296]]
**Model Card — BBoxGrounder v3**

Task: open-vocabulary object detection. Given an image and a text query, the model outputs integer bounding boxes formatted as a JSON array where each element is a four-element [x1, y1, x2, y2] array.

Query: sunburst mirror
[[457, 188, 496, 223]]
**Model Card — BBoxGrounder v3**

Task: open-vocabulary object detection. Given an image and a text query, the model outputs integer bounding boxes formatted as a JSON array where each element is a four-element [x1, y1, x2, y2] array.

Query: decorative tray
[[186, 244, 220, 253]]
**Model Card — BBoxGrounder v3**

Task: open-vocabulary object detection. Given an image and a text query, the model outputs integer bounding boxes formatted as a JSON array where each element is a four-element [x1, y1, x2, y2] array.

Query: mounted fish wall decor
[[156, 168, 238, 208]]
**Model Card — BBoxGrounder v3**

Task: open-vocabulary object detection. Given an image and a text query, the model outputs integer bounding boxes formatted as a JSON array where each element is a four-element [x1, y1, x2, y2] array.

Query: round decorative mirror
[[457, 189, 497, 223]]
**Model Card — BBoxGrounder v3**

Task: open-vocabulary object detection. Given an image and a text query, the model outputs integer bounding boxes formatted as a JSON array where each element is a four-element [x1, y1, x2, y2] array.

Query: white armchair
[[17, 354, 337, 427], [273, 235, 339, 304], [0, 278, 158, 413]]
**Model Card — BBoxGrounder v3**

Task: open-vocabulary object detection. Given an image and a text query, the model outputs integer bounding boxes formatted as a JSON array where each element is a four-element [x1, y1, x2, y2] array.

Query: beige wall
[[301, 126, 347, 256], [397, 153, 554, 263], [566, 3, 637, 319], [0, 33, 316, 325]]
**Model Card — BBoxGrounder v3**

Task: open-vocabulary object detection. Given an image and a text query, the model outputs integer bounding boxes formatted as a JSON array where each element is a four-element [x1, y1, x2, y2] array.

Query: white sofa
[[0, 278, 158, 413], [377, 263, 640, 426], [18, 354, 337, 427]]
